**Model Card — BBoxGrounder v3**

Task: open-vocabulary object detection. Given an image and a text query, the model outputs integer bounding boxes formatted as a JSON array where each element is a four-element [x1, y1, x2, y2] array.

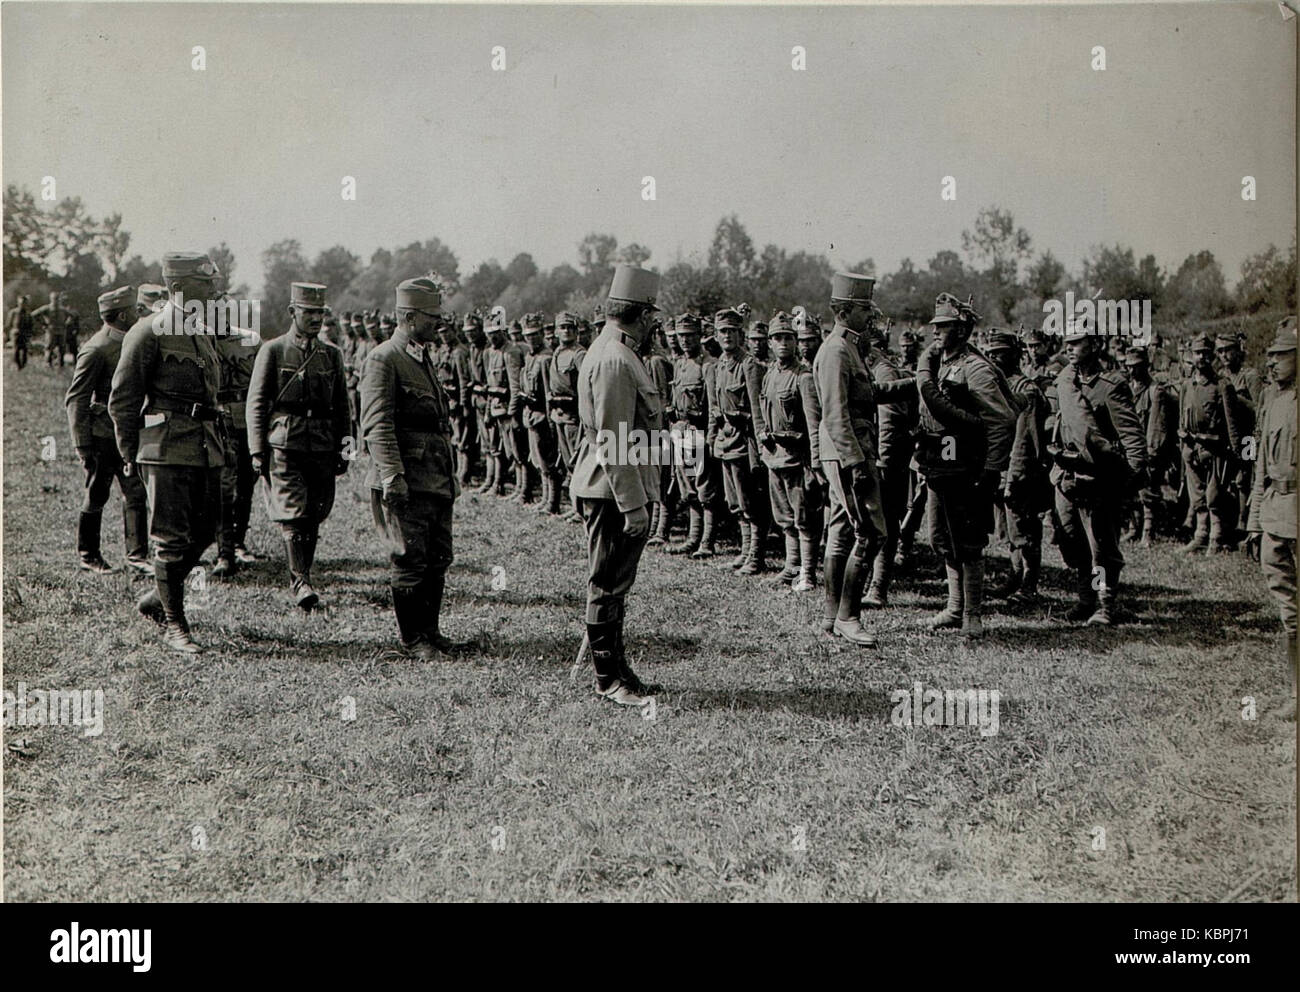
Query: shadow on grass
[[668, 684, 1023, 724]]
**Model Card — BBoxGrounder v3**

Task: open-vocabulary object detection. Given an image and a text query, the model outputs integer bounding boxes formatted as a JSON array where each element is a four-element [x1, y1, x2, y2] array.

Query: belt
[[152, 398, 220, 421], [275, 402, 332, 419], [89, 401, 108, 414], [217, 388, 245, 403], [1269, 479, 1295, 495]]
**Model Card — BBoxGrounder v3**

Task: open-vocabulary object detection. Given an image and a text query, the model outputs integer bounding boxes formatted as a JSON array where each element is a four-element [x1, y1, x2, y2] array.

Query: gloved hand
[[383, 474, 409, 512], [921, 342, 943, 372], [622, 505, 649, 537]]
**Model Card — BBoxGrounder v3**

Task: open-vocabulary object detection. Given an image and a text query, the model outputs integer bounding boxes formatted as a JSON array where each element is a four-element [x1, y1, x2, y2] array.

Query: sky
[[2, 1, 1295, 293]]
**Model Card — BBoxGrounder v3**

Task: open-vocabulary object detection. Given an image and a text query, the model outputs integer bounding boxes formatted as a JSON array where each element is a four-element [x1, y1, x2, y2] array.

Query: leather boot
[[792, 535, 818, 592], [732, 519, 752, 569], [475, 456, 496, 494], [285, 530, 318, 610], [423, 570, 471, 653], [925, 562, 964, 630], [645, 502, 662, 543], [739, 523, 766, 574], [158, 562, 199, 654], [1139, 508, 1155, 549], [822, 553, 846, 633], [833, 554, 877, 645], [393, 585, 437, 659], [777, 533, 800, 583], [1180, 511, 1208, 553], [961, 559, 986, 638], [1064, 570, 1098, 622], [863, 549, 889, 607], [690, 509, 717, 559], [1011, 549, 1041, 604], [1087, 568, 1121, 625], [492, 456, 509, 496], [670, 507, 703, 554], [137, 582, 165, 625], [77, 510, 112, 572], [990, 549, 1023, 599], [546, 473, 562, 515], [124, 504, 150, 572]]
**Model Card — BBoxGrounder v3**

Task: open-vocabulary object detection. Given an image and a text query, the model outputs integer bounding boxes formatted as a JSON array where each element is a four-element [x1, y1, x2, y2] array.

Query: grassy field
[[3, 357, 1295, 902]]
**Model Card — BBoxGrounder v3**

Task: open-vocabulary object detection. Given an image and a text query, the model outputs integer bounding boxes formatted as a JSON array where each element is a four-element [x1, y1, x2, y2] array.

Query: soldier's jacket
[[916, 343, 1017, 477], [570, 324, 663, 512], [66, 322, 127, 450], [469, 344, 488, 413], [645, 351, 674, 414], [1051, 365, 1147, 488], [707, 353, 754, 461], [214, 327, 262, 431], [484, 343, 523, 419], [109, 302, 226, 468], [670, 354, 710, 431], [1178, 369, 1241, 457], [433, 341, 472, 418], [1227, 364, 1263, 439], [8, 305, 34, 338], [547, 345, 586, 425], [246, 330, 349, 457], [1247, 384, 1297, 539], [349, 337, 373, 392], [1129, 376, 1177, 459], [360, 327, 457, 498], [520, 346, 552, 428], [813, 324, 912, 469], [759, 361, 818, 471], [742, 353, 767, 436], [502, 341, 527, 420], [1004, 372, 1049, 486], [32, 303, 67, 335], [870, 348, 918, 469]]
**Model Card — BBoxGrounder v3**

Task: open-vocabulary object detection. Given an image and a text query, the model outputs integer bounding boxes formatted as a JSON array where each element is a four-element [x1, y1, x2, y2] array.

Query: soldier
[[986, 332, 1050, 602], [65, 286, 150, 574], [899, 327, 922, 372], [759, 311, 823, 590], [709, 308, 768, 574], [346, 314, 372, 443], [436, 318, 477, 488], [1049, 320, 1148, 625], [480, 307, 515, 497], [642, 319, 676, 544], [579, 308, 598, 350], [379, 313, 396, 342], [548, 311, 586, 521], [520, 314, 562, 514], [1245, 317, 1297, 715], [211, 300, 262, 577], [9, 293, 33, 369], [109, 251, 226, 653], [246, 282, 350, 610], [913, 294, 1018, 638], [465, 313, 496, 493], [570, 264, 663, 706], [1123, 346, 1177, 546], [500, 311, 530, 500], [1217, 333, 1263, 539], [65, 309, 82, 357], [665, 313, 721, 557], [543, 318, 557, 354], [361, 277, 467, 660], [33, 291, 69, 368], [1178, 333, 1242, 553]]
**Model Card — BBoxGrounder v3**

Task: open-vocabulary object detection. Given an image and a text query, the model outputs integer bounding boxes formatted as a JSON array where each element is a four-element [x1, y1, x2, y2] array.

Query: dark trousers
[[79, 436, 148, 559], [219, 426, 256, 555], [927, 473, 994, 564], [142, 464, 221, 568], [45, 330, 64, 367], [13, 333, 28, 369], [1054, 487, 1124, 585], [263, 449, 336, 529], [768, 465, 820, 537], [578, 497, 649, 625], [371, 489, 454, 589], [825, 460, 887, 563]]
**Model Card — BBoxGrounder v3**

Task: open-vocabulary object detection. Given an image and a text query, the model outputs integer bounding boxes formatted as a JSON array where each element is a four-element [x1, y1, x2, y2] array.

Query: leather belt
[[152, 398, 220, 421], [276, 402, 331, 419], [1269, 479, 1295, 495]]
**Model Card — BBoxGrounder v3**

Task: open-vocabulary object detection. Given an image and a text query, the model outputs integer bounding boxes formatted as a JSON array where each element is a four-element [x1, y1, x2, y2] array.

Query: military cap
[[714, 308, 744, 330], [1189, 333, 1214, 353], [735, 302, 752, 318], [381, 313, 396, 327], [486, 305, 508, 332], [899, 328, 922, 344], [931, 292, 980, 327], [290, 282, 328, 310], [523, 312, 544, 330], [1024, 327, 1047, 345], [97, 285, 134, 313], [395, 277, 441, 313], [1213, 334, 1242, 350], [462, 312, 483, 331], [161, 250, 219, 281], [606, 263, 660, 310], [830, 271, 875, 303], [591, 304, 605, 326], [768, 311, 795, 336], [136, 284, 168, 309], [554, 310, 579, 328], [1267, 316, 1297, 353], [1123, 347, 1149, 366], [747, 321, 769, 339], [984, 330, 1020, 352], [675, 312, 701, 333]]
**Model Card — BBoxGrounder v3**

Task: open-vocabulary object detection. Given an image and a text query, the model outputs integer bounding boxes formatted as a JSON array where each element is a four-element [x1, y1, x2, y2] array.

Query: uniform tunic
[[1247, 383, 1297, 637]]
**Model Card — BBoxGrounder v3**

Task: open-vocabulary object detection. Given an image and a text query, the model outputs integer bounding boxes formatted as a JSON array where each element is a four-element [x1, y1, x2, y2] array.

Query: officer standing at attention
[[1245, 317, 1297, 718], [65, 286, 150, 574], [362, 277, 468, 659], [570, 264, 663, 707], [109, 251, 226, 653], [246, 282, 350, 610]]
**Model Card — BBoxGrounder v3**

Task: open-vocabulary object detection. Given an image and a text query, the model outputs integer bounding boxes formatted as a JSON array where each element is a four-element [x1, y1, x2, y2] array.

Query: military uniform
[[65, 286, 149, 572], [520, 315, 561, 513], [213, 319, 262, 574], [1178, 335, 1242, 552], [866, 340, 917, 605], [547, 311, 586, 478], [361, 278, 462, 657], [434, 324, 475, 486], [109, 252, 227, 652], [10, 297, 33, 369], [665, 314, 721, 557], [570, 265, 662, 705], [32, 293, 68, 368], [1124, 349, 1178, 545], [1219, 334, 1264, 539], [1246, 320, 1298, 668], [643, 337, 677, 544], [246, 283, 349, 609]]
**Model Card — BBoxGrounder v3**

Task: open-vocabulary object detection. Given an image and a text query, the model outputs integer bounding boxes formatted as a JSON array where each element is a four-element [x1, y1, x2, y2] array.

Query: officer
[[109, 251, 226, 653], [65, 286, 150, 574], [520, 313, 561, 513], [1178, 333, 1242, 553], [479, 307, 514, 497], [985, 332, 1050, 602], [1245, 317, 1297, 714], [1217, 333, 1263, 538], [361, 277, 467, 660], [913, 294, 1018, 638], [759, 311, 823, 590], [548, 310, 586, 519], [1050, 318, 1148, 625], [665, 313, 720, 557], [1122, 346, 1177, 547], [246, 282, 350, 610], [10, 293, 33, 369], [33, 291, 69, 368], [211, 301, 262, 577], [570, 264, 663, 707]]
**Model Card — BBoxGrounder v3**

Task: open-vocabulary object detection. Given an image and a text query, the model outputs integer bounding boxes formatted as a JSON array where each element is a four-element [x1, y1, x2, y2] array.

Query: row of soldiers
[[7, 290, 84, 369]]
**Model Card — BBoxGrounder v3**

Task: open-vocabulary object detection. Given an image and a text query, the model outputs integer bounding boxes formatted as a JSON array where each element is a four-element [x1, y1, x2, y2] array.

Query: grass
[[3, 357, 1295, 902]]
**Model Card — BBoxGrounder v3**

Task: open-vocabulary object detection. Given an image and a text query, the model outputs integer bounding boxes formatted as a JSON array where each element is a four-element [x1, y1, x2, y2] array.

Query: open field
[[3, 358, 1295, 902]]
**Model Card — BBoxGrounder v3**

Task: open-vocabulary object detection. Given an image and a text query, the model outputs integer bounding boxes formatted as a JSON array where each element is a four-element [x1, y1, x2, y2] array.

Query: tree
[[1164, 250, 1230, 322], [505, 252, 539, 287], [1236, 241, 1296, 314], [617, 243, 652, 267], [208, 242, 237, 292], [390, 239, 460, 290], [98, 213, 131, 282], [962, 206, 1032, 322], [577, 233, 619, 294], [708, 214, 756, 289], [309, 245, 362, 298], [460, 259, 511, 311], [849, 258, 876, 278], [660, 260, 729, 317], [1026, 250, 1066, 302], [260, 239, 309, 334]]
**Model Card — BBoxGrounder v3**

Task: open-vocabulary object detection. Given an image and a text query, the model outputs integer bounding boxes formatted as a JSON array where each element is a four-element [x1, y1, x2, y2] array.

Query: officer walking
[[246, 282, 350, 610], [361, 277, 467, 659], [65, 286, 150, 574], [109, 251, 227, 653], [570, 264, 663, 706]]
